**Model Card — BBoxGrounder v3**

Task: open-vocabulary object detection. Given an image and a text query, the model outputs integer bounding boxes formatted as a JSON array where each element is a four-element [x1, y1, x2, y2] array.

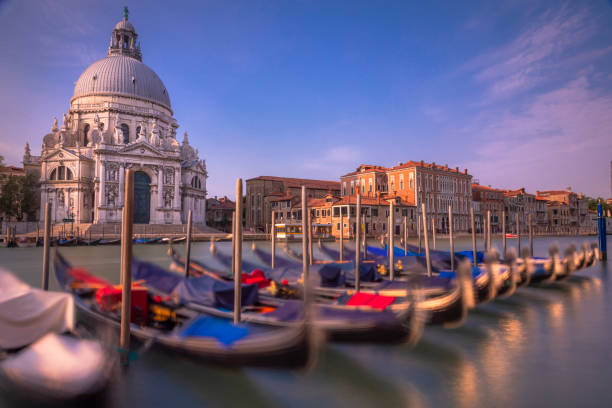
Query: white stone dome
[[72, 55, 171, 109], [114, 19, 135, 31]]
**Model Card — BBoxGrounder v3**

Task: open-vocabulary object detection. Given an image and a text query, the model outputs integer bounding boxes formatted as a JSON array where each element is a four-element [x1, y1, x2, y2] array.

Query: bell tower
[[107, 7, 142, 61]]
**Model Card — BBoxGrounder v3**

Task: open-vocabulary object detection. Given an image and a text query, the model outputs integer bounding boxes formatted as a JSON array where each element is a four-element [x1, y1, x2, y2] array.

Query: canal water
[[0, 235, 610, 407]]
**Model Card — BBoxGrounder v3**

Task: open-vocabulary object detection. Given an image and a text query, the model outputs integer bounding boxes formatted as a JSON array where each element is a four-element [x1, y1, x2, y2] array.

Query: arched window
[[136, 125, 141, 138], [121, 124, 129, 144], [50, 165, 73, 181], [191, 176, 202, 189], [83, 124, 90, 146]]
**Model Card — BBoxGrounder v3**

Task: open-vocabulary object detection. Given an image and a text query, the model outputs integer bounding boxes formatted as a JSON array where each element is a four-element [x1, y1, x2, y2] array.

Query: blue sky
[[1, 0, 611, 199]]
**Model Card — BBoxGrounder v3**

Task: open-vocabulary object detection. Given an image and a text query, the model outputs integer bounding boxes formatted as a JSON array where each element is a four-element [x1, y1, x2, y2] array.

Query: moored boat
[[54, 252, 316, 368]]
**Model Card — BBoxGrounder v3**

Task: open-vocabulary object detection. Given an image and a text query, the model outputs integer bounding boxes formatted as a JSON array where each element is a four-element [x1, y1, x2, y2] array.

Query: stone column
[[157, 167, 163, 206], [174, 167, 180, 209], [99, 161, 105, 209], [119, 163, 125, 206]]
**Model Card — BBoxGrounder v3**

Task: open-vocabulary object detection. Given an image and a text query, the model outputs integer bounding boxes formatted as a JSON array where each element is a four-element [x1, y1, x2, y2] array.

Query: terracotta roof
[[535, 196, 549, 201], [0, 166, 25, 173], [342, 161, 471, 178], [268, 193, 297, 202], [247, 176, 340, 191], [389, 160, 470, 175], [328, 195, 413, 207], [307, 196, 340, 207], [472, 184, 505, 192], [341, 165, 388, 178], [537, 190, 572, 196]]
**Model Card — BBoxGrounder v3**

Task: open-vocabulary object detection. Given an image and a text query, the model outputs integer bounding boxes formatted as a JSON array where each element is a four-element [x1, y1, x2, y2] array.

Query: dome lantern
[[108, 7, 142, 61]]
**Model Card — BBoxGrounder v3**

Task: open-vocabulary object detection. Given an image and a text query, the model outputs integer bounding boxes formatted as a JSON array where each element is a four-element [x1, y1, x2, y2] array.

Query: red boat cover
[[67, 267, 112, 287], [242, 269, 271, 288], [346, 293, 395, 311], [68, 267, 148, 325]]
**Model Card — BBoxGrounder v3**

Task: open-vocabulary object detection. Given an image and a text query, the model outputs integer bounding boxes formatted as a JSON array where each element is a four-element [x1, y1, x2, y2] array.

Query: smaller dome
[[114, 19, 134, 32]]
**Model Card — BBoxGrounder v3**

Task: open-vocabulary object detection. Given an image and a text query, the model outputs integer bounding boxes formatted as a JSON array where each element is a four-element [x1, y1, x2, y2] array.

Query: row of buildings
[[230, 161, 603, 238]]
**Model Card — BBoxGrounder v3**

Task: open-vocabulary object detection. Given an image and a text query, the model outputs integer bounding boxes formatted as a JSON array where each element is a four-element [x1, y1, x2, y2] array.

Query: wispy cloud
[[464, 3, 605, 102], [463, 74, 612, 194]]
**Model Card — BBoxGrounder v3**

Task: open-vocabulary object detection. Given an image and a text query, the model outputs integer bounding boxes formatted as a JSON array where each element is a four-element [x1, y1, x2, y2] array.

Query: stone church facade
[[23, 9, 207, 225]]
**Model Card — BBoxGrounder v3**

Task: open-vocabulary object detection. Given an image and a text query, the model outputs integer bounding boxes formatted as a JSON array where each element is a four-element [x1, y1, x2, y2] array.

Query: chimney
[[420, 160, 424, 166], [456, 166, 459, 172], [464, 168, 468, 175]]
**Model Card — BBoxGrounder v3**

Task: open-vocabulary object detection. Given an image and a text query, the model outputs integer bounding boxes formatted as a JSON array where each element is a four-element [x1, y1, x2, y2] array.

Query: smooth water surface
[[0, 235, 610, 407]]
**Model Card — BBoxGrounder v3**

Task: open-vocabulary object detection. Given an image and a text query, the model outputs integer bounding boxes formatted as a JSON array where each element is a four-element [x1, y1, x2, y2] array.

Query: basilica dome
[[72, 55, 171, 109]]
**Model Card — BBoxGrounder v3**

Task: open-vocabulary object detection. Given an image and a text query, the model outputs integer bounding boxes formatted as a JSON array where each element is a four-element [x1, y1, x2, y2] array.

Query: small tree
[[0, 175, 20, 220], [18, 173, 38, 221], [588, 198, 611, 214]]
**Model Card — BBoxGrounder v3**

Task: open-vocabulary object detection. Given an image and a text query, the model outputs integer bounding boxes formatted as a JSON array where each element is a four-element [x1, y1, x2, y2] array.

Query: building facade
[[307, 194, 416, 238], [245, 176, 341, 231], [472, 184, 505, 232], [23, 10, 207, 225], [503, 188, 536, 232], [341, 161, 472, 232]]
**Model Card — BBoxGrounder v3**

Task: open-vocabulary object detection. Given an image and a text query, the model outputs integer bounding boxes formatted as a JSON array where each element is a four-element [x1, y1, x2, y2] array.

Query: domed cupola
[[108, 7, 142, 61]]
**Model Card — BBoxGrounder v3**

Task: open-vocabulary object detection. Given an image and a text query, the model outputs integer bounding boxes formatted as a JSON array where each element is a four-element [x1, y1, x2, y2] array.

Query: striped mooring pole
[[598, 200, 607, 261]]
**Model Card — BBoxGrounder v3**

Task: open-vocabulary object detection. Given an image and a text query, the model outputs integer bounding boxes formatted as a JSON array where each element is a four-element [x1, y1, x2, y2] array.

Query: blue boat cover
[[179, 316, 250, 346], [439, 266, 484, 279], [132, 258, 259, 310]]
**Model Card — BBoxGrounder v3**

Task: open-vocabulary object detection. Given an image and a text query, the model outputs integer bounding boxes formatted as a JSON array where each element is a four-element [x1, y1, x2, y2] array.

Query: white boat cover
[[0, 333, 108, 399], [0, 268, 74, 349]]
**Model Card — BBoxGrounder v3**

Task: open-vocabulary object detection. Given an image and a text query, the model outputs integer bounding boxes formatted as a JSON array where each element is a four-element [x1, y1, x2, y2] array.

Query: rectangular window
[[372, 208, 379, 217]]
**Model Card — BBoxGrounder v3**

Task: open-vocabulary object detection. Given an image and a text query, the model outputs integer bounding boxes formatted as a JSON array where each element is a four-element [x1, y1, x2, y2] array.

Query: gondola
[[160, 236, 187, 244], [151, 254, 423, 343], [79, 238, 101, 246], [57, 237, 77, 246], [15, 236, 37, 248], [54, 252, 316, 368], [133, 237, 160, 244], [170, 247, 468, 329], [0, 268, 111, 403], [98, 238, 121, 245]]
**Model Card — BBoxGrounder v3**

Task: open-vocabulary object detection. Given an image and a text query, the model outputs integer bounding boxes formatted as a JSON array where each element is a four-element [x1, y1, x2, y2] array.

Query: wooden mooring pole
[[308, 210, 313, 265], [185, 210, 192, 278], [470, 207, 477, 266], [301, 186, 309, 302], [403, 216, 408, 256], [502, 210, 506, 259], [528, 213, 534, 257], [339, 212, 343, 262], [432, 216, 436, 249], [234, 179, 243, 324], [422, 203, 432, 277], [271, 210, 276, 268], [417, 213, 422, 253], [449, 205, 454, 271], [41, 203, 51, 290], [119, 169, 134, 366], [487, 210, 491, 251], [516, 213, 521, 255], [389, 199, 394, 280]]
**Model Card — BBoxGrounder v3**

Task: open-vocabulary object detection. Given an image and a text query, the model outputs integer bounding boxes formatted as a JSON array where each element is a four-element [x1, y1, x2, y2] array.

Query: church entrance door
[[134, 171, 151, 224]]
